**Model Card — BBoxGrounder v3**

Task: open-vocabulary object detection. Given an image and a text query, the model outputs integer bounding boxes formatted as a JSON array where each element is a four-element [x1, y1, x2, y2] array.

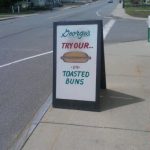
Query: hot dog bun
[[61, 51, 91, 63]]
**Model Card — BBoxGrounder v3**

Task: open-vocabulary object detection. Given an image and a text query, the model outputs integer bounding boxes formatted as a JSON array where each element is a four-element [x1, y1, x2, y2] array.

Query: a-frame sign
[[53, 20, 106, 111]]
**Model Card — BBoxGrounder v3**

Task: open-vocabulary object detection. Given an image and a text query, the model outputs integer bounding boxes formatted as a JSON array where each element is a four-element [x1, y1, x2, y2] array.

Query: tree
[[131, 0, 140, 4], [0, 0, 22, 9]]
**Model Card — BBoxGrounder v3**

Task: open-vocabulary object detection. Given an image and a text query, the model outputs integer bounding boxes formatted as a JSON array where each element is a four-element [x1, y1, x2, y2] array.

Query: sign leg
[[100, 29, 106, 89]]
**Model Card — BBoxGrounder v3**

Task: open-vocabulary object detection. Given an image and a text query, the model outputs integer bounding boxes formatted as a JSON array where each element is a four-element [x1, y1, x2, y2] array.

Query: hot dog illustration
[[61, 51, 91, 63]]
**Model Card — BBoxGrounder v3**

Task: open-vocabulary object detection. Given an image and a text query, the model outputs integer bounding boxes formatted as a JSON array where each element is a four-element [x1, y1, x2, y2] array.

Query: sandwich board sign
[[53, 20, 106, 111]]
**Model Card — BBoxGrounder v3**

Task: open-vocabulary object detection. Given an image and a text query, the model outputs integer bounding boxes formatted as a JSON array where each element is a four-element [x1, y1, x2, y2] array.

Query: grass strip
[[125, 6, 150, 18]]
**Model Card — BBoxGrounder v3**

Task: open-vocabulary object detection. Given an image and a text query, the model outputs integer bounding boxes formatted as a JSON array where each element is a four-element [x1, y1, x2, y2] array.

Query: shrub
[[131, 0, 140, 4]]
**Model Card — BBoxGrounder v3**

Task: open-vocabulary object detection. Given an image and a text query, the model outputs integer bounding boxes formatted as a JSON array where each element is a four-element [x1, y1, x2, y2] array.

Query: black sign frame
[[53, 20, 106, 111]]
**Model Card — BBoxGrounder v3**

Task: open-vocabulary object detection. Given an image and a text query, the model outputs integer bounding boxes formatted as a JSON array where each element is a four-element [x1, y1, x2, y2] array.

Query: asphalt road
[[0, 0, 147, 149], [106, 18, 147, 43]]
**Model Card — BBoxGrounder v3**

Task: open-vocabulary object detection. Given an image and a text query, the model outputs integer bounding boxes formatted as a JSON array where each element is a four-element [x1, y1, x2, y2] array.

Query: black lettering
[[85, 72, 90, 77], [80, 79, 84, 85], [65, 78, 69, 84], [61, 29, 69, 38]]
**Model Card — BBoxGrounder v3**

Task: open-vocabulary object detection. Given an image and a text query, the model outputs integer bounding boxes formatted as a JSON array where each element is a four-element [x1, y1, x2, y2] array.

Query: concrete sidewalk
[[22, 39, 150, 150], [22, 3, 150, 150]]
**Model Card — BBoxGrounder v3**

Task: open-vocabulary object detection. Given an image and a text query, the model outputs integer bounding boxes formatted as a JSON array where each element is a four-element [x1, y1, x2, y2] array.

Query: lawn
[[125, 6, 150, 18]]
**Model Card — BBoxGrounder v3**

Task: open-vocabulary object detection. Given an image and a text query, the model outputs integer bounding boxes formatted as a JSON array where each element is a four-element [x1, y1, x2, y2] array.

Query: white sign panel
[[55, 24, 98, 101]]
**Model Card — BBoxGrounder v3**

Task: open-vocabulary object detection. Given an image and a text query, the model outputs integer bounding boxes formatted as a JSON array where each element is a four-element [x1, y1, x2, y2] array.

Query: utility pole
[[17, 4, 20, 13], [12, 5, 15, 13]]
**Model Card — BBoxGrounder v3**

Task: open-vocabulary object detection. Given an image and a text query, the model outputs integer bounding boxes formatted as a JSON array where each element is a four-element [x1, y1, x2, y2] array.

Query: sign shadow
[[100, 89, 144, 111]]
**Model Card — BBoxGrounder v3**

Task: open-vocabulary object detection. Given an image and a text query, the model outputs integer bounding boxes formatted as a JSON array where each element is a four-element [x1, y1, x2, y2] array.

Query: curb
[[0, 14, 39, 21], [0, 17, 17, 21], [9, 94, 52, 150]]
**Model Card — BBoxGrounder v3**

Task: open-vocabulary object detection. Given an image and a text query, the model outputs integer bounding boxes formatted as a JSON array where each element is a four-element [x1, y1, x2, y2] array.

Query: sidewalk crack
[[41, 121, 150, 133]]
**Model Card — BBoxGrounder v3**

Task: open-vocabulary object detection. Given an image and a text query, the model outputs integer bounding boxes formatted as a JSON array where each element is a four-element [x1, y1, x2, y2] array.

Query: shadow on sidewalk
[[100, 89, 144, 111]]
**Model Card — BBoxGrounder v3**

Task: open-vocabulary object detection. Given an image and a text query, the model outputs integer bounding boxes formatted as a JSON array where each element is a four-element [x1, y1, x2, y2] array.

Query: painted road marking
[[48, 13, 72, 19], [96, 8, 116, 39], [96, 10, 101, 16], [62, 6, 77, 10], [103, 19, 116, 39], [0, 51, 53, 69]]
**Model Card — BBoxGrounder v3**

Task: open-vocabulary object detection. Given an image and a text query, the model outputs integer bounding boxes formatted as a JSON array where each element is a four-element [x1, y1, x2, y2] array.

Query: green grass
[[125, 6, 150, 18]]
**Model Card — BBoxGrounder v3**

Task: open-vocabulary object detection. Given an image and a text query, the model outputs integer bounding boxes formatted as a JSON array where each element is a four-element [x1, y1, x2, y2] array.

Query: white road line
[[103, 19, 116, 39], [62, 7, 73, 10], [0, 51, 53, 69], [62, 6, 77, 10], [49, 14, 68, 19], [85, 3, 90, 6], [96, 10, 101, 17]]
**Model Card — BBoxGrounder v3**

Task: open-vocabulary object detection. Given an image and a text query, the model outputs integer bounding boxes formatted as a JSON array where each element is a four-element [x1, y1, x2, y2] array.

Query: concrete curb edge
[[9, 94, 52, 150]]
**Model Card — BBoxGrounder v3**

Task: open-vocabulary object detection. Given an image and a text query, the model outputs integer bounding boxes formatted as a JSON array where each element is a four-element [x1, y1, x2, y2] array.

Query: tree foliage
[[130, 0, 147, 4], [130, 0, 140, 4], [0, 0, 22, 9]]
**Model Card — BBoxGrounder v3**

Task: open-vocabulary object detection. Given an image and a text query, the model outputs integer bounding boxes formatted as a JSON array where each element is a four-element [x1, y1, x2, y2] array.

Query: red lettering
[[62, 43, 65, 48], [62, 42, 91, 49], [74, 43, 78, 49], [84, 42, 89, 48], [70, 43, 73, 49]]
